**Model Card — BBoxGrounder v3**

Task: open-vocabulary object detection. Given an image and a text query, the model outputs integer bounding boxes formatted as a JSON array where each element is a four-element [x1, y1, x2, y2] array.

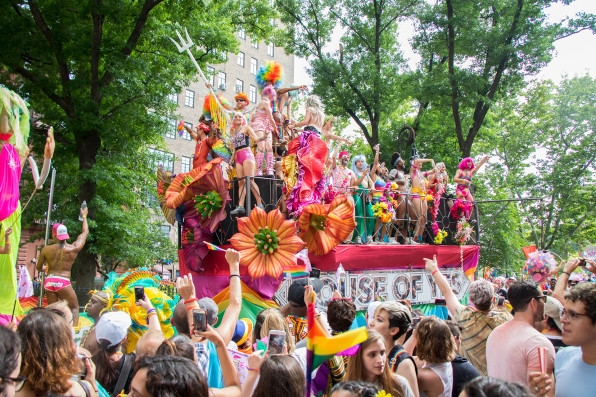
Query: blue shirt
[[555, 346, 596, 397]]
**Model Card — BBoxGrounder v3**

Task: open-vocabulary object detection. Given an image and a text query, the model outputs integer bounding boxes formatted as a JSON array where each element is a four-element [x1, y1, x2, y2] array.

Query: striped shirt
[[454, 306, 512, 376]]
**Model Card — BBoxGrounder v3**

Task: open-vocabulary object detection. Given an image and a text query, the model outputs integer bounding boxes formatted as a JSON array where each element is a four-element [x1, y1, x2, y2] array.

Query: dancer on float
[[285, 95, 329, 217], [234, 92, 252, 119], [351, 153, 375, 244], [250, 86, 277, 176], [409, 151, 434, 244], [230, 112, 265, 215], [328, 150, 357, 242], [426, 162, 449, 230], [183, 115, 219, 170], [369, 145, 393, 244], [388, 153, 416, 244], [321, 117, 352, 146], [453, 156, 489, 218]]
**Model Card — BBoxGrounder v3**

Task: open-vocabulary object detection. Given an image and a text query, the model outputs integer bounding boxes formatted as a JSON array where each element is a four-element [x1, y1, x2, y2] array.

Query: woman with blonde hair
[[346, 330, 414, 397], [253, 308, 295, 354]]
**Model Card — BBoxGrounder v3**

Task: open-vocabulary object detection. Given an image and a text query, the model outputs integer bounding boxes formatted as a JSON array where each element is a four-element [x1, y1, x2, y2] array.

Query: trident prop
[[169, 28, 230, 130]]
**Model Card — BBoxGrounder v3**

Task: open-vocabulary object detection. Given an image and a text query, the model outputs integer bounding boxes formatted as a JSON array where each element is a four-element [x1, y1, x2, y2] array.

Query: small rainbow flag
[[204, 242, 226, 252], [285, 249, 311, 279]]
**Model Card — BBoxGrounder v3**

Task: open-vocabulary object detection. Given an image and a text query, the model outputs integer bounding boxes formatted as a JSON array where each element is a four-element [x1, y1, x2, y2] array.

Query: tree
[[477, 76, 596, 272], [276, 0, 419, 149], [0, 0, 274, 294], [410, 0, 596, 158]]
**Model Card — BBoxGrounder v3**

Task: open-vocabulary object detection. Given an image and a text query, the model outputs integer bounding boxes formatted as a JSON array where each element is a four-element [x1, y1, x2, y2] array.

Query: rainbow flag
[[204, 242, 226, 252], [306, 302, 368, 396], [212, 280, 278, 325]]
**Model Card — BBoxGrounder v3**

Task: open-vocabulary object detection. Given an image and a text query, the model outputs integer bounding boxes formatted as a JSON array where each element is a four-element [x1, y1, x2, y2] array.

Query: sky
[[294, 0, 596, 85]]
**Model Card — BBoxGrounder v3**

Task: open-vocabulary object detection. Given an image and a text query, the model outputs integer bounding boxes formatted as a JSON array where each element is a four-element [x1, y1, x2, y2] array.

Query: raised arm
[[215, 249, 242, 345], [206, 325, 242, 397], [424, 255, 462, 316], [370, 145, 380, 177], [72, 207, 89, 252], [553, 258, 596, 303], [472, 155, 490, 175]]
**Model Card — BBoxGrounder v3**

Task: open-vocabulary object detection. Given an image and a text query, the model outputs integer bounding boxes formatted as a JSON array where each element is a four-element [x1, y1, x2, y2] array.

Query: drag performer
[[37, 208, 89, 326], [454, 156, 489, 202], [230, 112, 265, 215], [410, 154, 434, 244], [285, 95, 329, 217], [0, 87, 54, 324], [351, 154, 375, 244], [250, 86, 277, 176], [328, 150, 357, 242]]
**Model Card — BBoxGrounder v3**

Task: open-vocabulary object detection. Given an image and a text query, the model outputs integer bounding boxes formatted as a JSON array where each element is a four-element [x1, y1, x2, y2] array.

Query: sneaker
[[256, 203, 265, 210], [230, 206, 245, 216], [366, 236, 373, 244]]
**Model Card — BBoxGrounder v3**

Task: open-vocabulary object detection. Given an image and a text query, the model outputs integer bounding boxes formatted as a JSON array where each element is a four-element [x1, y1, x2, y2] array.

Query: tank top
[[231, 129, 250, 149]]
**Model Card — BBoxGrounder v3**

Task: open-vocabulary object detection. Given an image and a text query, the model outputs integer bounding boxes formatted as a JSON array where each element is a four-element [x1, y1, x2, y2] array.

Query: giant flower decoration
[[165, 158, 230, 232], [230, 207, 305, 279], [297, 196, 356, 256]]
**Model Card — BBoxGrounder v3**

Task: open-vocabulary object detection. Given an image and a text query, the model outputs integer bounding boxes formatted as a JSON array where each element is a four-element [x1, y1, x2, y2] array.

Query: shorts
[[44, 275, 71, 292], [236, 148, 254, 166]]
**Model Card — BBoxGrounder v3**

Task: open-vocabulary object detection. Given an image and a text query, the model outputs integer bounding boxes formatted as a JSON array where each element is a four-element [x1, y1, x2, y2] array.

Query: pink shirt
[[0, 144, 22, 222], [486, 319, 555, 385]]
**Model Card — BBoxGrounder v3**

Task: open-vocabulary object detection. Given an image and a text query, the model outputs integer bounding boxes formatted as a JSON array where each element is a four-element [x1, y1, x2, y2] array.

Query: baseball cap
[[95, 311, 132, 348], [232, 318, 253, 346], [544, 296, 563, 331], [287, 278, 324, 307], [52, 223, 69, 240]]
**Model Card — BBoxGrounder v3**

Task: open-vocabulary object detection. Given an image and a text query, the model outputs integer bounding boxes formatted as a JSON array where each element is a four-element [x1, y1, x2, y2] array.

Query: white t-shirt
[[555, 346, 596, 397]]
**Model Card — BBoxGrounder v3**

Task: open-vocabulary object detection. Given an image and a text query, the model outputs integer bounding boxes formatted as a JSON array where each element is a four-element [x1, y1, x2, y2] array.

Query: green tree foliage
[[0, 0, 274, 291], [276, 0, 419, 149], [410, 0, 594, 158], [477, 76, 596, 273]]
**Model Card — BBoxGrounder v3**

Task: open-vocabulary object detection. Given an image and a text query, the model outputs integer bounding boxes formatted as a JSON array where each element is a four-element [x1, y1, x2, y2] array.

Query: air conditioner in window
[[218, 84, 227, 91]]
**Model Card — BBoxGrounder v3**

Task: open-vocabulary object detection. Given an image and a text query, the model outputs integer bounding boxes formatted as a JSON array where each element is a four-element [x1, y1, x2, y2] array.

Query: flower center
[[309, 214, 327, 231], [253, 226, 279, 255], [194, 190, 223, 219]]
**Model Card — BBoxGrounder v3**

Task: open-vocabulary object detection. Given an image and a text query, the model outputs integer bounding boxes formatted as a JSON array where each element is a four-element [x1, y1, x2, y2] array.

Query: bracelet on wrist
[[186, 304, 200, 311], [229, 274, 241, 280], [184, 297, 198, 305], [431, 268, 439, 276], [248, 367, 260, 372], [147, 308, 156, 315], [562, 271, 572, 277]]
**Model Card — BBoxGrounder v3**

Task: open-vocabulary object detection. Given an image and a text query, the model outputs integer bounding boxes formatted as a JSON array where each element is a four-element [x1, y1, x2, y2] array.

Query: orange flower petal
[[229, 233, 256, 251]]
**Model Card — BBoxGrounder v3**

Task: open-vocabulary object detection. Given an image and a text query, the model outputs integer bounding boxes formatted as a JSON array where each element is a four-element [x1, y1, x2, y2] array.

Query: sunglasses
[[528, 294, 547, 303], [5, 376, 27, 391]]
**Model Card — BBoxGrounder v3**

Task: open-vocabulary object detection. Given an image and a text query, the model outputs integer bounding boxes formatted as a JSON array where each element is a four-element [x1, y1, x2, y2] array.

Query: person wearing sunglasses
[[486, 281, 555, 389]]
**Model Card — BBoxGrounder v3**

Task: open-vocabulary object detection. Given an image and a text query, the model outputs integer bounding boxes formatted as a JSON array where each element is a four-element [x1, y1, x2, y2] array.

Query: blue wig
[[351, 154, 368, 175]]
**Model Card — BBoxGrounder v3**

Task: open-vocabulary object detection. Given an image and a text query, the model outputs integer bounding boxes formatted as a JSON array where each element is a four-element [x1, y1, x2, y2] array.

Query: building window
[[251, 39, 258, 49], [267, 42, 274, 57], [167, 93, 178, 104], [236, 79, 244, 94], [182, 122, 192, 140], [148, 148, 174, 173], [181, 156, 191, 173], [184, 89, 194, 108], [160, 225, 171, 239], [164, 117, 177, 139], [207, 66, 215, 86], [217, 72, 226, 90], [250, 58, 258, 75], [249, 85, 257, 103], [237, 51, 245, 67], [238, 28, 246, 40]]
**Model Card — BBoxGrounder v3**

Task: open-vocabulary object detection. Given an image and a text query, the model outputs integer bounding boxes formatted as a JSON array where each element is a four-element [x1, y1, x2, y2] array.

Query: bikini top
[[231, 129, 250, 149]]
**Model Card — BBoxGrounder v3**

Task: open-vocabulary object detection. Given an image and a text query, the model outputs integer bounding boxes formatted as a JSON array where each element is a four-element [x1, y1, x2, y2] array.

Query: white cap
[[95, 311, 132, 348]]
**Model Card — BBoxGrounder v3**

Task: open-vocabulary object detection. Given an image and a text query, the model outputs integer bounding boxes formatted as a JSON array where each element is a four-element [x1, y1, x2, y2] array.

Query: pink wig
[[458, 157, 475, 170], [233, 112, 247, 127], [261, 84, 277, 101]]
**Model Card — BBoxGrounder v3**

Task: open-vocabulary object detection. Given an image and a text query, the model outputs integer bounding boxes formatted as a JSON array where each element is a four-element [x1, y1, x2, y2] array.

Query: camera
[[192, 308, 207, 333], [134, 286, 145, 302]]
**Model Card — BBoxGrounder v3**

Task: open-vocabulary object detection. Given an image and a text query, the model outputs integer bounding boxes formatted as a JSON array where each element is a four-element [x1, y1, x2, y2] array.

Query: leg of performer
[[255, 149, 264, 176], [266, 152, 275, 176], [56, 285, 80, 326]]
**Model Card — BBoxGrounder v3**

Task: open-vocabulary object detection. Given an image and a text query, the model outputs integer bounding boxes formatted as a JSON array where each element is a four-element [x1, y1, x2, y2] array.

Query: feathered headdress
[[203, 93, 231, 134], [256, 61, 283, 89]]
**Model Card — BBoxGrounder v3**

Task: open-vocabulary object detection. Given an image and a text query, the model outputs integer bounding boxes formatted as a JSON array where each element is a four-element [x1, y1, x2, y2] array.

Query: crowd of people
[[1, 253, 594, 397]]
